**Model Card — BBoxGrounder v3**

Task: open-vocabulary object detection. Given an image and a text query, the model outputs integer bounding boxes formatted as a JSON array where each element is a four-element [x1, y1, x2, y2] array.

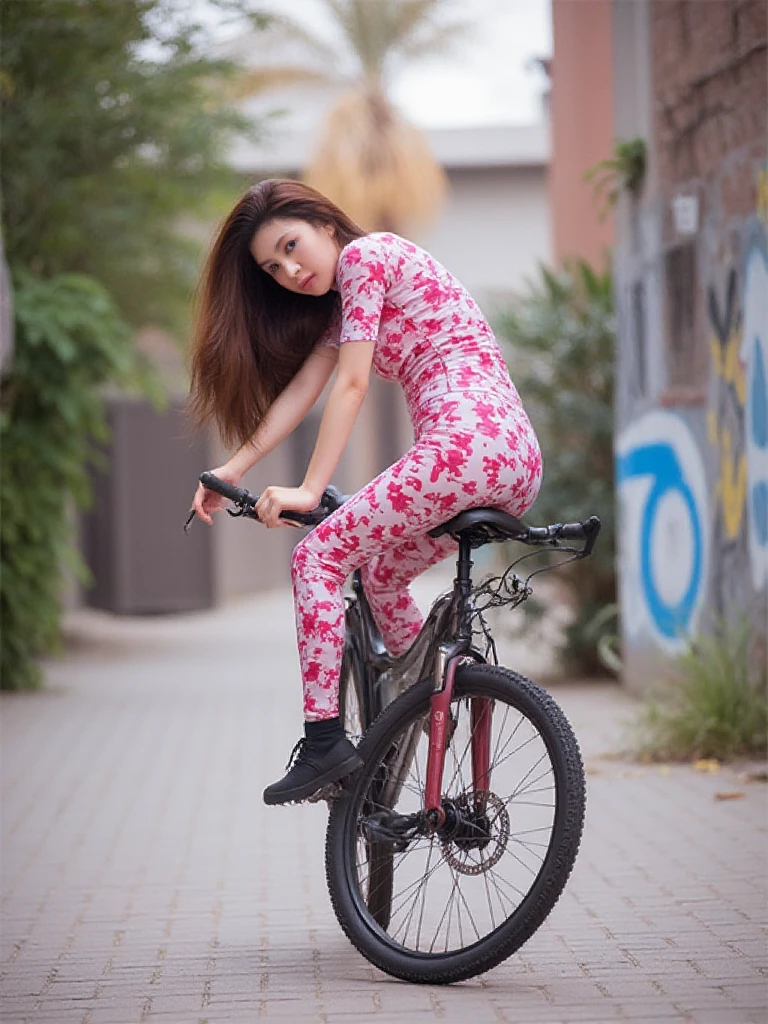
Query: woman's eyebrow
[[257, 232, 289, 268]]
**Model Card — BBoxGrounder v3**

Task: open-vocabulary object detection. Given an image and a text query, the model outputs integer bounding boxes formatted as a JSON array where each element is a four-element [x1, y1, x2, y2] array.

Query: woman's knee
[[359, 557, 394, 594], [290, 536, 346, 589]]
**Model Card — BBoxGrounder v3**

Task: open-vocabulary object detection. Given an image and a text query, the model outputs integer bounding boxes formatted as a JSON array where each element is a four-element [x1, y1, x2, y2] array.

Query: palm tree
[[237, 0, 470, 232]]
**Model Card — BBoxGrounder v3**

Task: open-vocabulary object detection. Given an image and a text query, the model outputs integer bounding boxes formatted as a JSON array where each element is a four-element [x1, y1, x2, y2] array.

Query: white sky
[[391, 0, 552, 127], [193, 0, 552, 129]]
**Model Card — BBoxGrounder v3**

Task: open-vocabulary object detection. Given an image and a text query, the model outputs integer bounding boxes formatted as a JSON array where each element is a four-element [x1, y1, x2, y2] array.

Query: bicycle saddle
[[428, 508, 527, 548]]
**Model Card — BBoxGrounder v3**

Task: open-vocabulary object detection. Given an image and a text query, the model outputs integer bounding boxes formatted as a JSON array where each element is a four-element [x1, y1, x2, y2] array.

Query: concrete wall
[[612, 0, 768, 691], [549, 0, 615, 267], [415, 165, 552, 312]]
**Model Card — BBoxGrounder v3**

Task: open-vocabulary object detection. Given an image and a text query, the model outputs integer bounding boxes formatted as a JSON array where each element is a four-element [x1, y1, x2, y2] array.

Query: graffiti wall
[[740, 227, 768, 591], [616, 206, 767, 683], [612, 3, 767, 688], [704, 220, 768, 612], [617, 410, 709, 652]]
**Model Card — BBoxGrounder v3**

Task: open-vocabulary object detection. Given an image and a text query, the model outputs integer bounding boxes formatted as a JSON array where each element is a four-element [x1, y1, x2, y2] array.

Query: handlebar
[[523, 516, 602, 557], [195, 472, 346, 527], [186, 473, 601, 560]]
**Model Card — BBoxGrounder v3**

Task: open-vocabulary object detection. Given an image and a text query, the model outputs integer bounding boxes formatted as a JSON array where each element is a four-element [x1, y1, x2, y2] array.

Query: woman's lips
[[300, 274, 315, 291]]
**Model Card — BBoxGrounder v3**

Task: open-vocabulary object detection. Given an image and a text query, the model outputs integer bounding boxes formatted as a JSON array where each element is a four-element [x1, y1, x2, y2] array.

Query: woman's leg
[[292, 396, 542, 721], [359, 532, 457, 656]]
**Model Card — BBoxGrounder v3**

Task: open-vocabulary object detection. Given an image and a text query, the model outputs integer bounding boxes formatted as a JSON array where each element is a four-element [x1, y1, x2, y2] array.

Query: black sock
[[305, 717, 345, 753]]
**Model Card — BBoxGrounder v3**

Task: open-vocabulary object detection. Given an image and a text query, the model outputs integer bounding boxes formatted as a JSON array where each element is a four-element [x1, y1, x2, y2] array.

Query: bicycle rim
[[326, 665, 585, 983]]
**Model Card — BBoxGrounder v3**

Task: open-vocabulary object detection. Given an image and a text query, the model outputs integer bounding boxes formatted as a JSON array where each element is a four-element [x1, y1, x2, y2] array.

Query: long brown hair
[[189, 179, 365, 448]]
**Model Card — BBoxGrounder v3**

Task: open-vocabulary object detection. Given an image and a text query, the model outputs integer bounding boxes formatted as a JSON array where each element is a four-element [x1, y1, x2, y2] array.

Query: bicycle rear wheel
[[325, 663, 585, 984]]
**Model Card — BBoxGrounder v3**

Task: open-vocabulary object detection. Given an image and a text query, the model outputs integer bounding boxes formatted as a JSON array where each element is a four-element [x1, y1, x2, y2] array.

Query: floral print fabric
[[295, 233, 543, 720], [320, 233, 516, 425]]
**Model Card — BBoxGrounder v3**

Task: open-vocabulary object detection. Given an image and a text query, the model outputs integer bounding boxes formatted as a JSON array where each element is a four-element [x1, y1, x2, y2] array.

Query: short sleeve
[[336, 237, 388, 345]]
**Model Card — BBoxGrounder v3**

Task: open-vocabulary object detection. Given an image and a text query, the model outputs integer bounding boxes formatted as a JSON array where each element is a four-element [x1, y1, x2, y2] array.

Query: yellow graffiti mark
[[709, 328, 746, 404], [758, 168, 768, 222], [707, 409, 718, 445], [709, 327, 747, 540], [717, 426, 747, 540]]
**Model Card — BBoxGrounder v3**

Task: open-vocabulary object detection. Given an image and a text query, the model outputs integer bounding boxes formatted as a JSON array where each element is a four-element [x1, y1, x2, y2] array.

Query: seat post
[[455, 534, 474, 640]]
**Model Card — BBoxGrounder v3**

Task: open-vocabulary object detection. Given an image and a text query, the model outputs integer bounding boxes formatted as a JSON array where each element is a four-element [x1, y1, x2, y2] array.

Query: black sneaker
[[263, 735, 363, 806]]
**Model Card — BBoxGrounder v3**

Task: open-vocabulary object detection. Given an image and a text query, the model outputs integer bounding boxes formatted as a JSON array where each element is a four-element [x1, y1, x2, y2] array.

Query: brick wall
[[652, 0, 767, 213]]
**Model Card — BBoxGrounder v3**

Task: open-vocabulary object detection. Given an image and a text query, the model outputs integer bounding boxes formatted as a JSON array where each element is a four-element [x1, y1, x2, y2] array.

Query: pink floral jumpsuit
[[292, 233, 543, 720]]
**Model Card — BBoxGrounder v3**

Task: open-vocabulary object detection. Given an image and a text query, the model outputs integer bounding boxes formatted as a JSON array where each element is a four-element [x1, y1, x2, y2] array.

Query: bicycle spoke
[[414, 838, 436, 950], [389, 847, 450, 941], [504, 751, 551, 801]]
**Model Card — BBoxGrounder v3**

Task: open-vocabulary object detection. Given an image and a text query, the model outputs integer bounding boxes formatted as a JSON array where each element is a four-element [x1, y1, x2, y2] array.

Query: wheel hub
[[440, 791, 510, 875]]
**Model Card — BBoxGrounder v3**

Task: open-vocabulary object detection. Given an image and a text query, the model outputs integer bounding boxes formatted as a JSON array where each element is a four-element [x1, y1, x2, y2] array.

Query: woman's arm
[[227, 345, 338, 477], [254, 341, 375, 527], [302, 341, 374, 498], [192, 345, 337, 524]]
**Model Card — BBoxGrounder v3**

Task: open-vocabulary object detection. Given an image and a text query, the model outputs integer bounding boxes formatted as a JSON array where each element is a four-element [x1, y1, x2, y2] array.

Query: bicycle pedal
[[306, 782, 343, 806]]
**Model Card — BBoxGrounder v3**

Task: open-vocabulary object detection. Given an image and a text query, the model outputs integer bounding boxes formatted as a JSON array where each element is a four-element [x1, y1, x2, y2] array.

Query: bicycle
[[188, 471, 601, 984]]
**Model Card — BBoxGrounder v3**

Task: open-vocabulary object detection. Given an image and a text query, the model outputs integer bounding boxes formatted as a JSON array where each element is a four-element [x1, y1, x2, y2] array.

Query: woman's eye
[[268, 263, 278, 274], [285, 239, 296, 253]]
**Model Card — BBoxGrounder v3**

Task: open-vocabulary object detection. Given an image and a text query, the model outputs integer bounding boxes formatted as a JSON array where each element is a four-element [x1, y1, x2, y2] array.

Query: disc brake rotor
[[441, 791, 510, 875]]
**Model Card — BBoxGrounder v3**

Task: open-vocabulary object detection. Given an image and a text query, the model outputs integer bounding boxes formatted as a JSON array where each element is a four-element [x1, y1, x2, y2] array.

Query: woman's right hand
[[191, 464, 242, 526]]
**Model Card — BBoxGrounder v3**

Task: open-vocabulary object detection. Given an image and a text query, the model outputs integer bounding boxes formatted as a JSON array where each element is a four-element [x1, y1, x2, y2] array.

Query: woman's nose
[[287, 261, 302, 279]]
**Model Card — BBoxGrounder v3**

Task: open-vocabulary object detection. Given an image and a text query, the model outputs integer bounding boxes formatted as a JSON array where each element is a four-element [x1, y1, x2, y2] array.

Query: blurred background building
[[60, 0, 767, 692]]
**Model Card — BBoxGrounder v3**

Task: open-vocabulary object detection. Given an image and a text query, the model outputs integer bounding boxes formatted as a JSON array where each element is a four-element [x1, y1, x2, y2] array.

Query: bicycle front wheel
[[325, 664, 586, 984]]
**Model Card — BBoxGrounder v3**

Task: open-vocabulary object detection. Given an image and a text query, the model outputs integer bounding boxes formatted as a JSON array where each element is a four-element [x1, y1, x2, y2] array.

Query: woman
[[189, 179, 542, 806]]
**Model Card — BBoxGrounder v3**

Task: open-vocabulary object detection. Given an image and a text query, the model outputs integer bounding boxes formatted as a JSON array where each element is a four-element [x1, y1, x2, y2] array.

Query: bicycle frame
[[344, 533, 490, 829], [190, 471, 600, 829]]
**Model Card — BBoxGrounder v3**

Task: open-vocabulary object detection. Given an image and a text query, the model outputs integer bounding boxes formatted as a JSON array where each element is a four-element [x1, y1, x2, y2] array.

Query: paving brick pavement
[[2, 574, 766, 1024]]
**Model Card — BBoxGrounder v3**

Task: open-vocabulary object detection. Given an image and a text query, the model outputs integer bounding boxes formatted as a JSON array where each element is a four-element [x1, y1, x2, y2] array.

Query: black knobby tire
[[325, 663, 586, 984]]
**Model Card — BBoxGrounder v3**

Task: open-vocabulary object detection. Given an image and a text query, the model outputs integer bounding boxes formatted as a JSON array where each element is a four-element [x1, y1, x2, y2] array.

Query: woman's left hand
[[255, 484, 320, 529]]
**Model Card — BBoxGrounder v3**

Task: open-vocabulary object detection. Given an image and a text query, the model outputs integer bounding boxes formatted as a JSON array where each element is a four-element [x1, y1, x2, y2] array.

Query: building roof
[[229, 119, 550, 176]]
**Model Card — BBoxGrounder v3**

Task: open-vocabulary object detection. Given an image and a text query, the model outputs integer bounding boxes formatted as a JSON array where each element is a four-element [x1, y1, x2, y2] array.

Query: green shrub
[[633, 621, 768, 762], [0, 0, 260, 689], [1, 0, 254, 332], [1, 272, 155, 689], [495, 260, 616, 676]]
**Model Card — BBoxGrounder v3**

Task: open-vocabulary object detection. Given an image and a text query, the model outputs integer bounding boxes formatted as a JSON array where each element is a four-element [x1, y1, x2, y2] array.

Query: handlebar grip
[[555, 522, 586, 541], [199, 472, 336, 526], [558, 516, 601, 554], [199, 471, 253, 506], [525, 516, 601, 555]]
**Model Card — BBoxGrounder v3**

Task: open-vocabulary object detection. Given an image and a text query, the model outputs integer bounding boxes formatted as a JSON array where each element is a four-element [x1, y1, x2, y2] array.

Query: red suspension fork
[[471, 697, 494, 802], [424, 656, 460, 825]]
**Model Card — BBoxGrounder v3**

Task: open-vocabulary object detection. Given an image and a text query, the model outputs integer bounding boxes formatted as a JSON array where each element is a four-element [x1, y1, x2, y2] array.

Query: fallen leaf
[[714, 791, 745, 801], [658, 766, 672, 776], [694, 758, 721, 773]]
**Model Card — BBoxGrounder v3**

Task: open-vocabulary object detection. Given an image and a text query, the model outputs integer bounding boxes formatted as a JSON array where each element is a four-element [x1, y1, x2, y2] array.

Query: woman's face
[[251, 217, 340, 296]]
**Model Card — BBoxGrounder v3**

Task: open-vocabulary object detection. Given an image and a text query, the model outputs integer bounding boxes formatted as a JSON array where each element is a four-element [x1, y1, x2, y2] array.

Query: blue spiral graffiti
[[617, 442, 703, 640]]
